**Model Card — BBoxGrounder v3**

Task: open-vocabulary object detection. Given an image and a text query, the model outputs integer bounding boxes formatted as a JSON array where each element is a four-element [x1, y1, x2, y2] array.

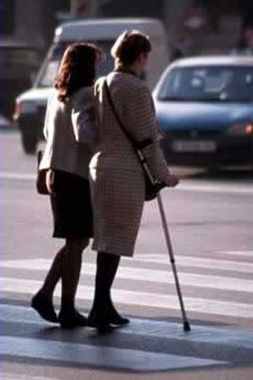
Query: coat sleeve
[[122, 85, 170, 184], [71, 89, 98, 146]]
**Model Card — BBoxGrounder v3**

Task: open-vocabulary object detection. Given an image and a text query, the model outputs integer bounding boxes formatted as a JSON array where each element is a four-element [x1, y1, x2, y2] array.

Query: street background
[[1, 130, 253, 380], [1, 0, 253, 379]]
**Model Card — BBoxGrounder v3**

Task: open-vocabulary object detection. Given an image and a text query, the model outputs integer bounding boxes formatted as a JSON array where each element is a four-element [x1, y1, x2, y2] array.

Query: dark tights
[[89, 252, 120, 320], [39, 238, 88, 312]]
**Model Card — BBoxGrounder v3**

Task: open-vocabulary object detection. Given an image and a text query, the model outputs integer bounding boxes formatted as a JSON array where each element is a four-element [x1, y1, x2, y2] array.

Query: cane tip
[[183, 321, 191, 332]]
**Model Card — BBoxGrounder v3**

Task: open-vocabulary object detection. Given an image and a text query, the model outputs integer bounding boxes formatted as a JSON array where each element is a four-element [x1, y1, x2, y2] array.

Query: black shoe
[[107, 308, 130, 326], [87, 304, 129, 329], [108, 314, 130, 326], [31, 292, 58, 323], [87, 315, 114, 334], [58, 309, 87, 329]]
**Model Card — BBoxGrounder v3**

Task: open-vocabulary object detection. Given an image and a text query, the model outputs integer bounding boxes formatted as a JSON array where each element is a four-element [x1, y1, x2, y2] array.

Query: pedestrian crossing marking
[[3, 254, 253, 274], [218, 250, 253, 258], [2, 259, 253, 292], [2, 375, 57, 380], [177, 181, 253, 195], [1, 250, 253, 373], [2, 277, 253, 318], [2, 304, 253, 351], [1, 336, 226, 372], [134, 253, 253, 271]]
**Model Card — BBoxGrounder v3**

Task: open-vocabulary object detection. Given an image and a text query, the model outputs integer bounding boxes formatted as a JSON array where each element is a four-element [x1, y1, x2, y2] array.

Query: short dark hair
[[54, 42, 102, 103], [111, 30, 152, 66]]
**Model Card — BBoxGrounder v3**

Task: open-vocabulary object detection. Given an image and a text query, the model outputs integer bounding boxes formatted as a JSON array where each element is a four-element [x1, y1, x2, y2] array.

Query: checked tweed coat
[[89, 71, 170, 256]]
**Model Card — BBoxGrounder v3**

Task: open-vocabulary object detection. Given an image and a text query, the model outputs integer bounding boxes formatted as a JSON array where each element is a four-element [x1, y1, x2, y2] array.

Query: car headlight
[[228, 122, 253, 136], [13, 100, 37, 120]]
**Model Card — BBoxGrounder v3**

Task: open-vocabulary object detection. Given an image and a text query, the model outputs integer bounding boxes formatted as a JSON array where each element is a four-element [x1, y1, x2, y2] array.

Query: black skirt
[[50, 170, 93, 239]]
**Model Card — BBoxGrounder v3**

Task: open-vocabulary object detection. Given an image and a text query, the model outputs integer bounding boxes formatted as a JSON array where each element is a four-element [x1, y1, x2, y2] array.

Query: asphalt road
[[1, 130, 253, 380]]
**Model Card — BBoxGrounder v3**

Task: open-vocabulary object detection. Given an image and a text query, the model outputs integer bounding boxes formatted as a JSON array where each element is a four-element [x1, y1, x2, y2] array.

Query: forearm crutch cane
[[157, 193, 191, 332], [136, 148, 191, 332]]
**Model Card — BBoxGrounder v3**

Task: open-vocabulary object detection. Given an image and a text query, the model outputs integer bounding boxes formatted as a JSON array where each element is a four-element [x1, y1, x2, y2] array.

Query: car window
[[36, 41, 114, 88], [158, 66, 253, 102]]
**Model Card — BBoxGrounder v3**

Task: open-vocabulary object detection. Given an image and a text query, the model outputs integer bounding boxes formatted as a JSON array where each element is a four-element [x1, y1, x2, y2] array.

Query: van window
[[37, 41, 114, 88]]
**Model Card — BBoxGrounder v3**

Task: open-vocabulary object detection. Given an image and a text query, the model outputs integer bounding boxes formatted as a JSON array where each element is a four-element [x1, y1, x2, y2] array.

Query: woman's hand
[[46, 169, 55, 195], [166, 173, 179, 187]]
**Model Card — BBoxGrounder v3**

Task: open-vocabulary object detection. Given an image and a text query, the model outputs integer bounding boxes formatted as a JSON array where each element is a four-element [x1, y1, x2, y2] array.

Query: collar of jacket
[[114, 66, 138, 78]]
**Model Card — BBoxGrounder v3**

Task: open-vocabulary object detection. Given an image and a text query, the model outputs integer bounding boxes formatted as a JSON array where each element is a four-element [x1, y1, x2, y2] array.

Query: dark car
[[0, 41, 41, 119], [153, 56, 253, 167]]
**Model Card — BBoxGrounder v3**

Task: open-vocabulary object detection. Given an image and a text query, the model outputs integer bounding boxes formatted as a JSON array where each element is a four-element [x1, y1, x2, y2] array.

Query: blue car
[[153, 56, 253, 167]]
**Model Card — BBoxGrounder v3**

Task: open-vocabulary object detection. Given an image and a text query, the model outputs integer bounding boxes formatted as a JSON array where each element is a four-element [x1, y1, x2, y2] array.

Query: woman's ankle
[[35, 288, 53, 300], [59, 304, 76, 315]]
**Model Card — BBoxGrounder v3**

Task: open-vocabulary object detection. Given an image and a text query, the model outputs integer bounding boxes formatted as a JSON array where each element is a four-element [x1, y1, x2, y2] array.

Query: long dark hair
[[54, 43, 102, 103]]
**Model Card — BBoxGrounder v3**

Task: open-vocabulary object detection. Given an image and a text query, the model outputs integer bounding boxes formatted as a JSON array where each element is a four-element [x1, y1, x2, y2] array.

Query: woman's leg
[[88, 251, 129, 332], [38, 245, 66, 297], [58, 238, 89, 327], [32, 238, 89, 324], [60, 238, 88, 310], [31, 245, 67, 322]]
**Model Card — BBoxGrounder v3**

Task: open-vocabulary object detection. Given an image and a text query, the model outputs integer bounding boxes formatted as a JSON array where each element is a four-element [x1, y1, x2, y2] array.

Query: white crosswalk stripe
[[1, 251, 253, 318], [1, 250, 253, 371], [2, 259, 253, 292], [2, 276, 253, 318], [3, 254, 253, 274], [132, 253, 253, 272], [218, 250, 253, 258]]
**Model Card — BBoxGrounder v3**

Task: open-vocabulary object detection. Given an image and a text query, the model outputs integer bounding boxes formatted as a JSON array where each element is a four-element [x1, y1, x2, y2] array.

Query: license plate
[[172, 140, 217, 153]]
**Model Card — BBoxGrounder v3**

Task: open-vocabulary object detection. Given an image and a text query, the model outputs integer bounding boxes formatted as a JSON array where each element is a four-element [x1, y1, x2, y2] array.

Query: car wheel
[[21, 129, 37, 154]]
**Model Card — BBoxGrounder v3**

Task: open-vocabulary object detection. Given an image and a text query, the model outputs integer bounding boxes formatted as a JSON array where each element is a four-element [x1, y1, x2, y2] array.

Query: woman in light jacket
[[88, 31, 178, 332], [31, 43, 101, 328]]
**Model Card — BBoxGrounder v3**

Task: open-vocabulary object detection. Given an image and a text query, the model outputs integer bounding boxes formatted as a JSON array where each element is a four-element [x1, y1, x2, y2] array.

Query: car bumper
[[161, 135, 253, 166], [17, 108, 46, 139]]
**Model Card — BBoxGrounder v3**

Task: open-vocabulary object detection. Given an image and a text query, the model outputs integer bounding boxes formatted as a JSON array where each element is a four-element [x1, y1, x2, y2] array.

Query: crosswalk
[[1, 250, 253, 372]]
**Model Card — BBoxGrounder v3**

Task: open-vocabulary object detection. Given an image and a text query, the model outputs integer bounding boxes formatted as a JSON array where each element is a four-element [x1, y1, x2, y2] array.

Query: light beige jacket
[[40, 87, 97, 179]]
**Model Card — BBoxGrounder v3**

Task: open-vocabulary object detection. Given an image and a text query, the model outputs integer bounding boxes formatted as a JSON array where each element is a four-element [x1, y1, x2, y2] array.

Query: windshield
[[36, 41, 114, 88], [158, 66, 253, 102]]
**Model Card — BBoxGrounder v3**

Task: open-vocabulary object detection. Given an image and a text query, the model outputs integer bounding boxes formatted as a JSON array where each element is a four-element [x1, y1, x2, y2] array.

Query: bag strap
[[103, 79, 160, 186], [103, 79, 152, 150]]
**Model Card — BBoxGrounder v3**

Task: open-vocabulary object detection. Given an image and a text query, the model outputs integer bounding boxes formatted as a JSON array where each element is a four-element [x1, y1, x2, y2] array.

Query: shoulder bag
[[36, 150, 50, 195]]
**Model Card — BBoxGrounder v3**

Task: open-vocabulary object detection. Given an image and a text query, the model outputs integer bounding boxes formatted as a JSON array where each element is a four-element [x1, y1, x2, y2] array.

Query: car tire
[[21, 129, 37, 154]]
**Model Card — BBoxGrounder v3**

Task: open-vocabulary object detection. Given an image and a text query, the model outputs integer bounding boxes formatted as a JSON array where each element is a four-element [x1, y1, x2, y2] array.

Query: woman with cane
[[88, 31, 179, 333]]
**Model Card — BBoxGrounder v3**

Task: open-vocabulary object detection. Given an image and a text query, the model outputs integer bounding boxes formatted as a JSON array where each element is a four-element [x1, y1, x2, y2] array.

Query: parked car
[[153, 56, 253, 167], [0, 41, 41, 119], [0, 114, 12, 129], [14, 18, 170, 154]]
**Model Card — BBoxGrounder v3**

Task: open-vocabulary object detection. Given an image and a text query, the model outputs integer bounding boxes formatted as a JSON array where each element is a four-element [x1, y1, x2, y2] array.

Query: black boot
[[58, 308, 87, 329], [87, 252, 129, 333], [107, 298, 130, 326], [31, 291, 58, 323]]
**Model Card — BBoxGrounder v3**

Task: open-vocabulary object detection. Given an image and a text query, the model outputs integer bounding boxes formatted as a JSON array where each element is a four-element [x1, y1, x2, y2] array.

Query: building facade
[[1, 0, 252, 54]]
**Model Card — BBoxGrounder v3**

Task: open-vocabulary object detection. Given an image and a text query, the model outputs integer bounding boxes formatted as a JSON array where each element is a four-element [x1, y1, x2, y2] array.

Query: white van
[[15, 18, 169, 153]]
